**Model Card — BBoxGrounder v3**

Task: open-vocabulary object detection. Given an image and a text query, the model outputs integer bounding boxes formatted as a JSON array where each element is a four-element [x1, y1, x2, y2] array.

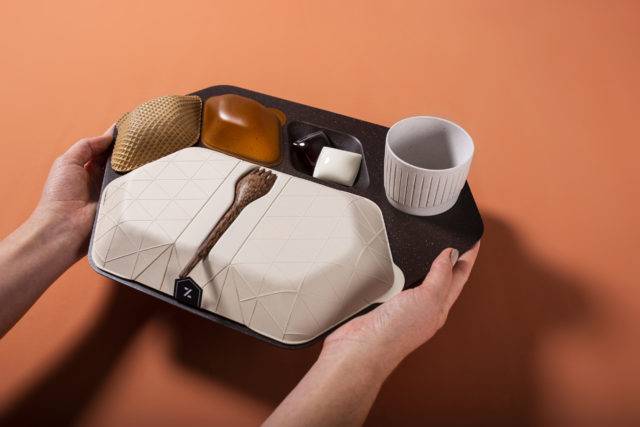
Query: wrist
[[27, 208, 85, 265], [319, 338, 399, 384]]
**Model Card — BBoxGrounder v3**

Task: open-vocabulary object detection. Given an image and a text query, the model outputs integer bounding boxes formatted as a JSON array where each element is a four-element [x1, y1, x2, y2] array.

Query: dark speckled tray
[[88, 85, 484, 348]]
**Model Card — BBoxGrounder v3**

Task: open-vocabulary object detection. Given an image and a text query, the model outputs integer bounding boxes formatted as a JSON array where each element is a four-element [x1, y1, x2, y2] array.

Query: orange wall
[[0, 1, 639, 425]]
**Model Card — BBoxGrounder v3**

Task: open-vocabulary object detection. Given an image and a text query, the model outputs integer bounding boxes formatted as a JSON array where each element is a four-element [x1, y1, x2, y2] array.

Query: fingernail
[[103, 123, 116, 136], [450, 248, 459, 265]]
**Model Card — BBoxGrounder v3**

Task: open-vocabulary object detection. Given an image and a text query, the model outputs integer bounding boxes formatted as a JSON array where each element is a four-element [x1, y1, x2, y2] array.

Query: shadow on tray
[[0, 213, 591, 426]]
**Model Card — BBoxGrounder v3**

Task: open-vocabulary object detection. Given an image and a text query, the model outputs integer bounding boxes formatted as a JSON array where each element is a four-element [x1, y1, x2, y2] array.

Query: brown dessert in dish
[[201, 94, 285, 165]]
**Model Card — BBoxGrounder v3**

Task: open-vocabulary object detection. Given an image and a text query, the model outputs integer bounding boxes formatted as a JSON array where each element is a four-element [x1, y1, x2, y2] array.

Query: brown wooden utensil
[[178, 167, 277, 279]]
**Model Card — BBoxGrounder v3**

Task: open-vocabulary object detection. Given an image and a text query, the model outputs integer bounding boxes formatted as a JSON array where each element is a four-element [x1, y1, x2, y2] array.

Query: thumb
[[103, 123, 116, 136], [418, 248, 457, 300], [60, 126, 115, 167]]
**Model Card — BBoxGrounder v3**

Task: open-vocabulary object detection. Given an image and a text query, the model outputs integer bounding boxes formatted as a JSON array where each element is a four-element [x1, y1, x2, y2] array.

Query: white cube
[[312, 147, 362, 186]]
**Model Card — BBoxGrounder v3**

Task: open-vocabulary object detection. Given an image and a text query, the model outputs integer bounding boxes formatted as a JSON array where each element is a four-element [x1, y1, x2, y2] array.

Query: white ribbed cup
[[384, 116, 474, 216]]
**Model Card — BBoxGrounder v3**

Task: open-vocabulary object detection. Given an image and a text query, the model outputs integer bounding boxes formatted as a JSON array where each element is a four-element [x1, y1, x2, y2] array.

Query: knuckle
[[53, 155, 65, 166], [432, 261, 452, 277], [433, 256, 449, 268]]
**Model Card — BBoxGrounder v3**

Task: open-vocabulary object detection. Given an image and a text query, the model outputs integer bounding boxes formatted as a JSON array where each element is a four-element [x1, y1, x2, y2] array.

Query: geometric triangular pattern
[[95, 148, 238, 281], [92, 147, 403, 345]]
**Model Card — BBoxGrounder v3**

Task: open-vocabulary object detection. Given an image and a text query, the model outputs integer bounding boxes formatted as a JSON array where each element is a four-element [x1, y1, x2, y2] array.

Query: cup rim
[[386, 115, 474, 172]]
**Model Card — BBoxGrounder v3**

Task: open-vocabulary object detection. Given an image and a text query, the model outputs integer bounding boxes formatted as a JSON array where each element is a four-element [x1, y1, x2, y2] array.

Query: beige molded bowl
[[91, 147, 404, 345]]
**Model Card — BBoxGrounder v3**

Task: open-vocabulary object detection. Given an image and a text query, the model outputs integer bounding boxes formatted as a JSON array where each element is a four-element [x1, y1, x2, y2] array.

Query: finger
[[89, 149, 111, 170], [87, 153, 108, 185], [445, 241, 481, 309], [87, 160, 106, 200], [103, 123, 116, 136], [61, 131, 114, 167], [415, 247, 456, 301], [86, 124, 116, 164], [452, 241, 480, 289]]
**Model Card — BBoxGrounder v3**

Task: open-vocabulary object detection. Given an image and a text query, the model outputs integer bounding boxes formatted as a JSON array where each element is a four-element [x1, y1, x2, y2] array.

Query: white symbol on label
[[183, 288, 193, 299]]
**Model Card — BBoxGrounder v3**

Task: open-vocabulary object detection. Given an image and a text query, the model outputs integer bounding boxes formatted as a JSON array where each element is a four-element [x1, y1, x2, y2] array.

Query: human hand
[[31, 126, 114, 261], [264, 244, 481, 427], [321, 243, 481, 375]]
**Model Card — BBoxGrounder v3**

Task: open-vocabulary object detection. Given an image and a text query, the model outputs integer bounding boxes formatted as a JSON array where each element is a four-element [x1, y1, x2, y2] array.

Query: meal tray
[[88, 85, 484, 348]]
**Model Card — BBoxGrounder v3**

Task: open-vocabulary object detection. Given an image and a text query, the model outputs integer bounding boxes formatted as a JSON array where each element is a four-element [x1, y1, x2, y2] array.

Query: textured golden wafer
[[112, 95, 202, 172]]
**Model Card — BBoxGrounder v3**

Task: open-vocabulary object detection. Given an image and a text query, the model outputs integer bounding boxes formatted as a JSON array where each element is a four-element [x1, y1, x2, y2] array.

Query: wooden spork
[[178, 167, 277, 279]]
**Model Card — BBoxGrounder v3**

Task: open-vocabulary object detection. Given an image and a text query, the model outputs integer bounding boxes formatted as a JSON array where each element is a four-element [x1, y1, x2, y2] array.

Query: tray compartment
[[287, 121, 370, 189]]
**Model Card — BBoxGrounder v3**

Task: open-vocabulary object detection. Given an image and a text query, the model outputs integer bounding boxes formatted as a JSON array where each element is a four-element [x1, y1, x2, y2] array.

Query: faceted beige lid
[[92, 147, 404, 344]]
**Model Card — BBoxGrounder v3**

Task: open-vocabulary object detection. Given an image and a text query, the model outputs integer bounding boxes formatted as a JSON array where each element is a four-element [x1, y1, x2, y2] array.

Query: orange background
[[1, 1, 639, 425]]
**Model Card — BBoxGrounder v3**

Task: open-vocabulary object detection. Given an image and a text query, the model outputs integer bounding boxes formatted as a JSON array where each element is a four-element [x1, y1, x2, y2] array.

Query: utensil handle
[[178, 203, 242, 278]]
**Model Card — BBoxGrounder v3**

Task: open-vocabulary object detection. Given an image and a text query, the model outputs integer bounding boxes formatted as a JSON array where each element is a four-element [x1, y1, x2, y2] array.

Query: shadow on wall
[[0, 213, 590, 426], [0, 284, 157, 426], [161, 301, 323, 401], [367, 214, 590, 426]]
